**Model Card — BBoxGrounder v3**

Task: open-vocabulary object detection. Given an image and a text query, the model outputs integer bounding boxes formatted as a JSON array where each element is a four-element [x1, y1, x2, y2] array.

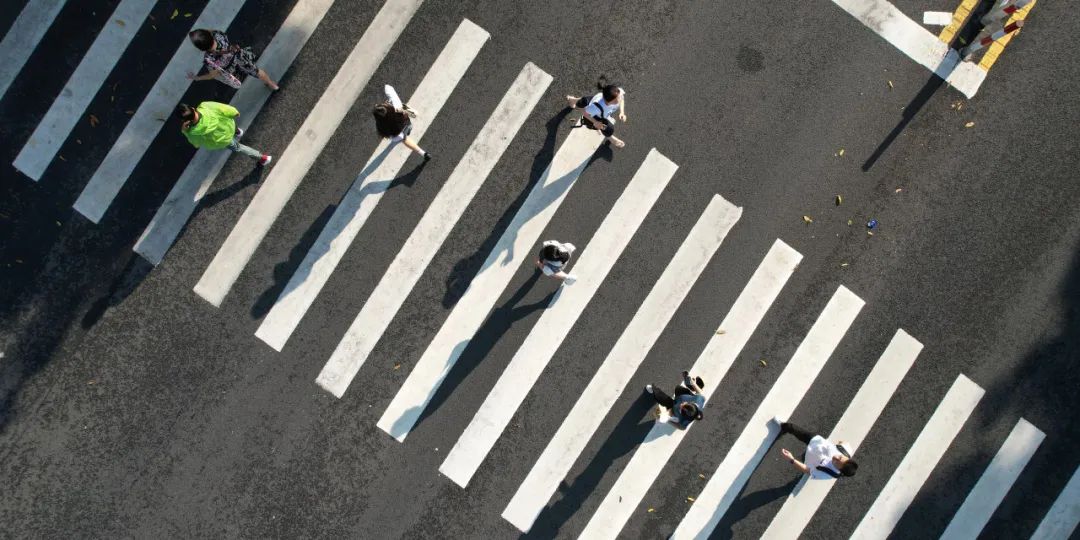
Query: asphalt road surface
[[1, 0, 1078, 538]]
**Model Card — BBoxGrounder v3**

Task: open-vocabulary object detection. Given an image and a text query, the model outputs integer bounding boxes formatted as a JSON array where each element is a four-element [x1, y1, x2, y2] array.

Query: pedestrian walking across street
[[186, 29, 279, 90], [773, 419, 859, 478], [373, 84, 431, 161], [566, 76, 628, 148], [177, 102, 272, 166], [535, 240, 577, 284], [645, 371, 706, 430]]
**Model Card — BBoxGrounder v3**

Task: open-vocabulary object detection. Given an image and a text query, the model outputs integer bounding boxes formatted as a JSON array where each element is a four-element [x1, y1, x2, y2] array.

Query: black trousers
[[650, 385, 693, 409], [780, 422, 818, 445]]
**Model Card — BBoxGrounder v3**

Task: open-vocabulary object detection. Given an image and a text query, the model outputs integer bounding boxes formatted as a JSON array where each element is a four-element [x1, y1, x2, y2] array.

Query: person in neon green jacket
[[177, 102, 272, 165]]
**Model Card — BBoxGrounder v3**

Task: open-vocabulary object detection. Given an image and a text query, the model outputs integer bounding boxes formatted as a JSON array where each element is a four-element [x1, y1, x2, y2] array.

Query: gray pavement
[[1, 0, 1078, 538]]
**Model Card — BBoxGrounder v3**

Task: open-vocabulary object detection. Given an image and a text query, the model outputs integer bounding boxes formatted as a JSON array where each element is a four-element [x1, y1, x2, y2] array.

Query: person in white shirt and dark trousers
[[566, 77, 628, 148], [773, 420, 859, 478], [373, 84, 431, 161], [535, 240, 578, 284]]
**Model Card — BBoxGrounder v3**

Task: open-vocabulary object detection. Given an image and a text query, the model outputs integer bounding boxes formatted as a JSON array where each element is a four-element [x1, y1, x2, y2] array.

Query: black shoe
[[423, 152, 432, 162]]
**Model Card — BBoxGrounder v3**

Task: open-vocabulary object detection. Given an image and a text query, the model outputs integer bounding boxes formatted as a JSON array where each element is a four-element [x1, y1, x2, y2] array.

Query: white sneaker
[[259, 154, 273, 166], [644, 384, 654, 394], [771, 416, 784, 427], [563, 274, 578, 285]]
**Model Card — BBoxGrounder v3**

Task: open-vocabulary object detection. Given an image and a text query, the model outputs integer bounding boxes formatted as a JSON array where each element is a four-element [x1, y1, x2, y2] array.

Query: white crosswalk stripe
[[13, 0, 154, 181], [314, 62, 552, 393], [851, 374, 985, 539], [940, 417, 1044, 540], [374, 126, 604, 437], [254, 19, 489, 351], [670, 286, 865, 540], [72, 0, 247, 224], [576, 240, 803, 539], [133, 0, 338, 265], [0, 0, 67, 101], [193, 0, 424, 306], [502, 194, 742, 533], [761, 329, 923, 540], [439, 149, 679, 488], [1031, 462, 1080, 540]]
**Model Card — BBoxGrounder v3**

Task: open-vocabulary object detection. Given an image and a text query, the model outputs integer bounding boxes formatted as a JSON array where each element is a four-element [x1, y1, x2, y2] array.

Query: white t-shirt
[[806, 436, 843, 479], [585, 87, 625, 123]]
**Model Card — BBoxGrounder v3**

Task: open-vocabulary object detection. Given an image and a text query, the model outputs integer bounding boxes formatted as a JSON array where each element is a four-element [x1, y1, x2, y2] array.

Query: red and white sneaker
[[259, 154, 273, 166]]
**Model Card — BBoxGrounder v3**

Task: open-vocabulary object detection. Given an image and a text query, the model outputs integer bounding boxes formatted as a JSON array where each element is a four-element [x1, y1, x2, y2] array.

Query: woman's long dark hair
[[372, 103, 410, 138]]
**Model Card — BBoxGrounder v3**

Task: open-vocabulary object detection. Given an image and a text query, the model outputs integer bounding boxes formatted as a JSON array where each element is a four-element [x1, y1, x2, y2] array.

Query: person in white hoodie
[[535, 240, 578, 284]]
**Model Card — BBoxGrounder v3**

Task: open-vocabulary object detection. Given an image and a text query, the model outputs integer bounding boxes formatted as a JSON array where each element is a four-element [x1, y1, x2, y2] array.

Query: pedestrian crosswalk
[[4, 1, 1073, 537]]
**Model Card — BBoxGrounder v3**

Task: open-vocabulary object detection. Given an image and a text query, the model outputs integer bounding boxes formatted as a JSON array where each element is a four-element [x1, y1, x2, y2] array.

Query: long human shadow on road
[[523, 392, 660, 539], [709, 475, 801, 539], [862, 0, 993, 172], [251, 148, 427, 320], [408, 270, 556, 432], [442, 109, 612, 308]]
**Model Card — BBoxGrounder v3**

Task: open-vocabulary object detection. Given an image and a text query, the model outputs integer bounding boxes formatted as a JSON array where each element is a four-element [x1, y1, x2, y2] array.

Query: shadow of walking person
[[411, 270, 556, 430]]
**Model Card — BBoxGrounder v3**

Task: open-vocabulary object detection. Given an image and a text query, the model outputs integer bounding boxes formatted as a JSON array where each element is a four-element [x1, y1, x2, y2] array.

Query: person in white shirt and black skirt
[[373, 84, 431, 161], [774, 420, 859, 478], [566, 77, 628, 148]]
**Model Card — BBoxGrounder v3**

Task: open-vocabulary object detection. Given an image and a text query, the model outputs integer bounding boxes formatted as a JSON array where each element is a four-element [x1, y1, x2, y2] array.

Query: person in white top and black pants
[[773, 419, 859, 478], [566, 77, 628, 148], [535, 240, 578, 284]]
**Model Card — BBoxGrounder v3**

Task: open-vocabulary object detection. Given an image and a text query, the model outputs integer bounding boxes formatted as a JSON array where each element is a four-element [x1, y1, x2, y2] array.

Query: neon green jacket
[[182, 101, 239, 150]]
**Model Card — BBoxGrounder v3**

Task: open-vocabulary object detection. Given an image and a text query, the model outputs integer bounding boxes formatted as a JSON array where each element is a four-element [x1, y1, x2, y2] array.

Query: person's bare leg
[[402, 136, 431, 160], [607, 135, 626, 148], [257, 68, 279, 90], [566, 95, 579, 108]]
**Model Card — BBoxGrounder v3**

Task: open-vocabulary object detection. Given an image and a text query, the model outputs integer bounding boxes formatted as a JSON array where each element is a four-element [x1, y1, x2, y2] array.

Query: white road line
[[374, 126, 605, 437], [439, 149, 679, 488], [254, 20, 489, 350], [501, 195, 742, 533], [0, 0, 67, 100], [192, 0, 424, 306], [575, 239, 803, 540], [940, 418, 1045, 540], [830, 0, 986, 98], [1031, 463, 1080, 540], [761, 329, 923, 540], [922, 11, 954, 26], [314, 64, 551, 390], [132, 0, 338, 265], [671, 286, 865, 540], [13, 0, 154, 181], [72, 0, 246, 223], [850, 374, 985, 540]]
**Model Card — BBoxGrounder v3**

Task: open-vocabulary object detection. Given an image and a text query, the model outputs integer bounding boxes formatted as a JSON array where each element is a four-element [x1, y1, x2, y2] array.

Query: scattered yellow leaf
[[15, 259, 23, 264], [698, 473, 706, 479], [58, 155, 66, 161], [867, 231, 875, 236], [88, 380, 96, 385], [760, 359, 767, 366], [802, 215, 813, 224], [151, 24, 157, 30], [184, 12, 192, 17], [170, 9, 178, 19], [840, 262, 849, 267], [647, 508, 655, 513], [887, 80, 894, 89], [965, 121, 975, 128], [715, 329, 726, 335], [115, 19, 125, 26], [393, 363, 401, 370], [687, 497, 695, 502], [838, 148, 845, 156], [895, 188, 903, 193], [89, 114, 100, 127], [55, 221, 61, 226], [125, 110, 135, 115], [835, 195, 843, 206]]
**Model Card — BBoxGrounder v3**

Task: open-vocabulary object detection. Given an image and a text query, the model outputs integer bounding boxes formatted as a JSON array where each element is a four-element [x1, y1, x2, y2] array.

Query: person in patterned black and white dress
[[186, 29, 279, 91]]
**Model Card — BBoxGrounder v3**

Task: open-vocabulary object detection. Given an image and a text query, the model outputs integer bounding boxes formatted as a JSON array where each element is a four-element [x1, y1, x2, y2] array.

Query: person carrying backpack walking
[[566, 77, 628, 148], [373, 84, 431, 161], [535, 240, 578, 284], [645, 371, 706, 430], [772, 419, 859, 478], [177, 102, 271, 166]]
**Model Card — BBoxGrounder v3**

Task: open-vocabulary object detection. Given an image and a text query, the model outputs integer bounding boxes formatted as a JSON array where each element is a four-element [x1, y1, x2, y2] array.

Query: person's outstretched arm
[[781, 449, 811, 474], [384, 84, 404, 110]]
